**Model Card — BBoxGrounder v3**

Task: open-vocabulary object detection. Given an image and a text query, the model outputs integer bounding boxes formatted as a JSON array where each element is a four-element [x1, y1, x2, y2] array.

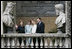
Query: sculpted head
[[7, 2, 13, 6], [7, 2, 16, 7], [55, 4, 64, 15]]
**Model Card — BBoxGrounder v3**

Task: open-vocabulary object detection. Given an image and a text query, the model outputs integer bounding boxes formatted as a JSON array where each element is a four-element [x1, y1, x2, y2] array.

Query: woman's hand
[[15, 24, 18, 29]]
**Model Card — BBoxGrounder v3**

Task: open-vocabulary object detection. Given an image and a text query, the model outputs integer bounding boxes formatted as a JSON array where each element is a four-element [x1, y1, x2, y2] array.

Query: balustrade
[[1, 33, 69, 48]]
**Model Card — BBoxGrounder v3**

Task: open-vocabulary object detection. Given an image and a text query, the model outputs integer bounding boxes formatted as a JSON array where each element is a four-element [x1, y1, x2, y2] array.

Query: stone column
[[1, 1, 3, 35], [65, 1, 71, 48], [13, 1, 17, 33], [65, 1, 71, 35]]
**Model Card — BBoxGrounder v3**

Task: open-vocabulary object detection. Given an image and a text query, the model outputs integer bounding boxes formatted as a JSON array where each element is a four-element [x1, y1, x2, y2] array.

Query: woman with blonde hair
[[31, 19, 37, 48], [31, 19, 37, 34]]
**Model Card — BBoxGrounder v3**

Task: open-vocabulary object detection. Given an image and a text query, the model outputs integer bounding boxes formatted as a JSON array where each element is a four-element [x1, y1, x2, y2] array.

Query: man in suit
[[36, 18, 45, 48], [36, 18, 45, 33]]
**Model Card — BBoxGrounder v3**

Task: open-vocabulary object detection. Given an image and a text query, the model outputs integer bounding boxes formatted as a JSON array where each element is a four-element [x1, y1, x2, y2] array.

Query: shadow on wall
[[48, 27, 57, 33]]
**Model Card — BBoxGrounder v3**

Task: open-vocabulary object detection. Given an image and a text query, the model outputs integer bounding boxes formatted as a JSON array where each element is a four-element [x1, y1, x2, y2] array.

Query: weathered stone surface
[[16, 1, 65, 17], [66, 1, 71, 35], [1, 33, 68, 37]]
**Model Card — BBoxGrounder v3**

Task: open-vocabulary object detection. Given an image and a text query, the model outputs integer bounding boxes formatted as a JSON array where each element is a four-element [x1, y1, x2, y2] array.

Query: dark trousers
[[38, 37, 44, 48], [33, 37, 36, 48], [19, 37, 22, 45], [33, 37, 44, 48], [18, 37, 26, 45]]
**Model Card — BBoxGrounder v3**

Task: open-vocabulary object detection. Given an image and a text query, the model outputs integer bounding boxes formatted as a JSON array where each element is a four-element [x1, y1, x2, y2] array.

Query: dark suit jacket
[[36, 21, 45, 33], [16, 25, 25, 33]]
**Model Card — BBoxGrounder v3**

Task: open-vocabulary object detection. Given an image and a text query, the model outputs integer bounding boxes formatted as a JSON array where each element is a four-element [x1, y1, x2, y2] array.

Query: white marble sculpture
[[2, 2, 16, 27], [55, 4, 66, 33]]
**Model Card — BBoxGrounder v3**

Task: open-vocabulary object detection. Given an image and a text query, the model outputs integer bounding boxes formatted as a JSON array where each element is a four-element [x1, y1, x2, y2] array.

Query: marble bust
[[2, 2, 16, 27], [55, 4, 66, 33]]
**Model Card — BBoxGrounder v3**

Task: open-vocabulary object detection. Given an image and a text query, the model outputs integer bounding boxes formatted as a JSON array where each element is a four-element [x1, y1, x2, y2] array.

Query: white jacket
[[32, 24, 37, 34]]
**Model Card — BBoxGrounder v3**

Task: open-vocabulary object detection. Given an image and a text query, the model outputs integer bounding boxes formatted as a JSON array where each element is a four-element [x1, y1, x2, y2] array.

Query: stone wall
[[16, 17, 57, 33], [15, 1, 65, 33], [16, 1, 65, 17], [2, 1, 65, 33]]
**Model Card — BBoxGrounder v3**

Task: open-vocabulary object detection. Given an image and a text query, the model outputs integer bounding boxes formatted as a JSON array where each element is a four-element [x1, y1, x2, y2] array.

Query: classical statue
[[2, 2, 16, 33], [55, 4, 66, 33], [2, 2, 16, 27]]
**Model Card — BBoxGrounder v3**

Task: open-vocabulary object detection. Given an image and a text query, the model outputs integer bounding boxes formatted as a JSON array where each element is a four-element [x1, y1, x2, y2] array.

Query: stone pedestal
[[57, 28, 62, 34]]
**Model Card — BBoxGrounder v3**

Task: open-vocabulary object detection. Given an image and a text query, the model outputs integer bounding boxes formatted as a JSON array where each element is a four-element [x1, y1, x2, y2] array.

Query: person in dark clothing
[[36, 22, 45, 33], [16, 20, 25, 33], [16, 25, 25, 33], [36, 18, 45, 48], [15, 20, 25, 46]]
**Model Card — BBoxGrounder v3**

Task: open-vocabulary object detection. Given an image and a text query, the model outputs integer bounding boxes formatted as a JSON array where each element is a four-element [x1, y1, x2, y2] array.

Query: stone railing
[[1, 33, 70, 48]]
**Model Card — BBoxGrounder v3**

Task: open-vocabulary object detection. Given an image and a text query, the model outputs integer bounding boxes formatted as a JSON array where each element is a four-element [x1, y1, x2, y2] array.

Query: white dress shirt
[[32, 24, 37, 34]]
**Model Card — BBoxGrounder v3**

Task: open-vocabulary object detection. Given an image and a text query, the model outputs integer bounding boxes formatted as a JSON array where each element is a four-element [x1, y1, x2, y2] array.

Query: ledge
[[1, 33, 69, 38]]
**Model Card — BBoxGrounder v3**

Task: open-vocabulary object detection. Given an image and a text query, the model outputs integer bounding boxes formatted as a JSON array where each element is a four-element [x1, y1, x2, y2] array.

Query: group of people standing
[[15, 17, 45, 48]]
